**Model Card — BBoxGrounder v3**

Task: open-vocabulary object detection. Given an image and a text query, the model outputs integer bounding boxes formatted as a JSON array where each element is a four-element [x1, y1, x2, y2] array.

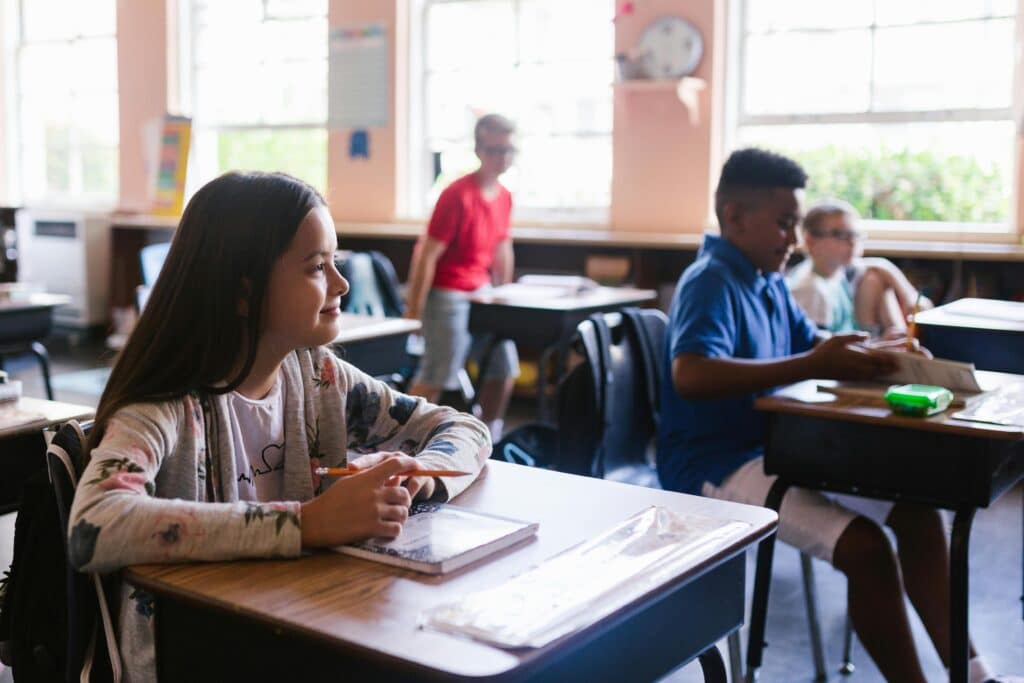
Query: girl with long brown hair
[[69, 172, 489, 683]]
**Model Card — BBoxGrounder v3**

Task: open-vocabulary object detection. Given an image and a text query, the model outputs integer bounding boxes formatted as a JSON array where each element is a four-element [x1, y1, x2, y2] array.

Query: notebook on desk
[[334, 503, 538, 575]]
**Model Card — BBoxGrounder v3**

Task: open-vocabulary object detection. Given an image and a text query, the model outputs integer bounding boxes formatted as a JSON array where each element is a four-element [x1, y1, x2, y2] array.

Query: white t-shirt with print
[[226, 373, 286, 502]]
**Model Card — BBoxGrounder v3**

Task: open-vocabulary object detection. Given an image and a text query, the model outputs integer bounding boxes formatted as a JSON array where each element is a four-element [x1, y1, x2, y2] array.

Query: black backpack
[[494, 307, 666, 485], [0, 420, 118, 682]]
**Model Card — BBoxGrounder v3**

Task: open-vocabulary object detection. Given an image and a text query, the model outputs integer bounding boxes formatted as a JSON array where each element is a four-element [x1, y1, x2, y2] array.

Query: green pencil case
[[884, 384, 953, 417]]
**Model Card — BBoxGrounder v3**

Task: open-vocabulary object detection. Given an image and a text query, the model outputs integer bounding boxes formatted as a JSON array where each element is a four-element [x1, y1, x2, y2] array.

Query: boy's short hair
[[802, 198, 860, 236], [474, 113, 516, 147], [714, 148, 808, 227]]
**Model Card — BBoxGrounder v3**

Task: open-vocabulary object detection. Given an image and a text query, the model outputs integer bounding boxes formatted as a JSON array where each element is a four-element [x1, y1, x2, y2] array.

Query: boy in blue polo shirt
[[658, 148, 1011, 683]]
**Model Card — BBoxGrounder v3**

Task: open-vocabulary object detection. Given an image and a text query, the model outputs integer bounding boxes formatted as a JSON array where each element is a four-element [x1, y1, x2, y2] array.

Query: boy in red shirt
[[405, 114, 519, 440]]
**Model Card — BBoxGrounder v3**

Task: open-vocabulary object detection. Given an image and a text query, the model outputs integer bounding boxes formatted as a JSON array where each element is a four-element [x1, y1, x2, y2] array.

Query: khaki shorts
[[702, 457, 895, 565], [415, 286, 519, 390]]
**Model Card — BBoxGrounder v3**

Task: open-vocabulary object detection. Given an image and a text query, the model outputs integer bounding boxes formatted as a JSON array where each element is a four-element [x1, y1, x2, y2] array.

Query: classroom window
[[731, 0, 1017, 231], [410, 0, 615, 223], [183, 0, 328, 192], [13, 0, 119, 204]]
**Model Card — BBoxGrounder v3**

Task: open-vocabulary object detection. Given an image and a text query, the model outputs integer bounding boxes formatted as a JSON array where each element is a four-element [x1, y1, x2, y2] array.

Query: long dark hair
[[89, 171, 325, 449]]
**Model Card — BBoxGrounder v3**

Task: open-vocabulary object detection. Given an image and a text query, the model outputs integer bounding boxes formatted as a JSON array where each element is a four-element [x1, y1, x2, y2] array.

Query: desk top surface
[[0, 397, 94, 438], [332, 312, 421, 344], [0, 292, 72, 313], [127, 461, 775, 679], [470, 285, 656, 312], [915, 298, 1024, 333], [756, 372, 1024, 440]]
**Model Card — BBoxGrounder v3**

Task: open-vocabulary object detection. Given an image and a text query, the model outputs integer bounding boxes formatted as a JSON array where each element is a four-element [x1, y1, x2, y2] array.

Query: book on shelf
[[333, 502, 538, 575]]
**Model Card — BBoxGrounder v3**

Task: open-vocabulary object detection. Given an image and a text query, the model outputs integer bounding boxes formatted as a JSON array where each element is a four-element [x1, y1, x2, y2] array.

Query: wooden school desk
[[745, 374, 1024, 683], [915, 298, 1024, 374], [126, 461, 776, 683], [468, 286, 656, 416], [0, 397, 93, 513], [0, 292, 72, 400], [331, 312, 421, 378]]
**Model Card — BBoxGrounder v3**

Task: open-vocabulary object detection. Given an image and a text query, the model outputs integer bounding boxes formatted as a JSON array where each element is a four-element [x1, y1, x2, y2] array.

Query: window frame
[[728, 0, 1021, 237]]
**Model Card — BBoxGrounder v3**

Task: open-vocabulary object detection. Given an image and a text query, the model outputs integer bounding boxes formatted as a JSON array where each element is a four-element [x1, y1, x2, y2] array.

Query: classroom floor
[[3, 337, 1022, 682]]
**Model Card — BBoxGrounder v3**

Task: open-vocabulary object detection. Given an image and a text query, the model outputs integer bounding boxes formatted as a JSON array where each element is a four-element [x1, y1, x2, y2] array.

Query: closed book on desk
[[334, 503, 538, 575]]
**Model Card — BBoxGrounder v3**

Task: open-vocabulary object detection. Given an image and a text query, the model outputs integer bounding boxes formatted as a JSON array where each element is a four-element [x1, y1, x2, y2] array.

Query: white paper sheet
[[953, 382, 1024, 427], [329, 24, 389, 128], [877, 352, 981, 393]]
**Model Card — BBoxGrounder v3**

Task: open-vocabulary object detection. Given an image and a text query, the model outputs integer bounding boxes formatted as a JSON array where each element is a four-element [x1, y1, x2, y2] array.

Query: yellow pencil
[[313, 467, 472, 477], [907, 291, 922, 347]]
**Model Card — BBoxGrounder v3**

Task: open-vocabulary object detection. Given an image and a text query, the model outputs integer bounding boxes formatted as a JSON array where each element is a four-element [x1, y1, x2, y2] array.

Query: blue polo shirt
[[656, 234, 818, 495]]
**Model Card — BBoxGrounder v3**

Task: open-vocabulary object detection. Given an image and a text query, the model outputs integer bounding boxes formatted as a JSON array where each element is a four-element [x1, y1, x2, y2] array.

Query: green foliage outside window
[[217, 128, 327, 192], [781, 146, 1009, 224]]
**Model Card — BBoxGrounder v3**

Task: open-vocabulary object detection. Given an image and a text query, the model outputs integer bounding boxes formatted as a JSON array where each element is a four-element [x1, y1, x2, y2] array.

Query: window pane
[[744, 30, 871, 115], [420, 1, 613, 217], [426, 1, 516, 72], [746, 0, 872, 32], [518, 0, 614, 63], [266, 0, 327, 20], [513, 135, 612, 211], [875, 0, 1009, 25], [19, 43, 74, 95], [191, 0, 327, 131], [215, 128, 327, 191], [426, 68, 518, 142], [872, 20, 1014, 110], [736, 121, 1013, 224], [80, 145, 118, 196], [69, 38, 119, 94], [516, 63, 612, 135]]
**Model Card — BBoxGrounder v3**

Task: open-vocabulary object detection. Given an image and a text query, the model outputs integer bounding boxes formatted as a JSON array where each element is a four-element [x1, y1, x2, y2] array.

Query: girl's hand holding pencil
[[300, 454, 420, 549]]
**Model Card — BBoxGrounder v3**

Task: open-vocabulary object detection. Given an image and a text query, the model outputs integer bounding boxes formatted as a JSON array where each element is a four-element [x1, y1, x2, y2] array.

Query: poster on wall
[[328, 23, 389, 129], [151, 115, 192, 217]]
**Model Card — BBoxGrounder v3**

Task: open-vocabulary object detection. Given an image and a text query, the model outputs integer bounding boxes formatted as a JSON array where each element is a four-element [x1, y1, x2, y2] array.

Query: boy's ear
[[237, 277, 253, 318], [722, 201, 744, 235]]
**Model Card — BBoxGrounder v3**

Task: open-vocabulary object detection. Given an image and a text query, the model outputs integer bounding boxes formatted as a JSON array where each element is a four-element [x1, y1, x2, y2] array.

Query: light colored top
[[225, 372, 285, 501], [127, 460, 777, 680], [786, 259, 855, 333], [68, 346, 490, 683]]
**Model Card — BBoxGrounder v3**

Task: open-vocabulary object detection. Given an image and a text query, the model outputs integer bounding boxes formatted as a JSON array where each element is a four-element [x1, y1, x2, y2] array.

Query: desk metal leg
[[29, 341, 53, 400], [950, 508, 975, 683], [698, 645, 727, 683], [745, 478, 789, 683]]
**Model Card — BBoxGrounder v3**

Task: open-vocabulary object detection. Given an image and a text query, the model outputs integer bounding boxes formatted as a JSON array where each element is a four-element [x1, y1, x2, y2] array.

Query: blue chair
[[135, 242, 171, 312]]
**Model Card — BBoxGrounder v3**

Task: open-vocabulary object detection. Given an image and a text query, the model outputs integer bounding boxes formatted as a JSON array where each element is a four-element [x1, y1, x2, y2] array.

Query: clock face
[[637, 16, 703, 80]]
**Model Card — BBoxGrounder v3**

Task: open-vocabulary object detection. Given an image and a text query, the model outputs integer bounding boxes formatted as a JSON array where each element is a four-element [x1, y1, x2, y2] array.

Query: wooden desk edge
[[125, 514, 775, 679], [754, 395, 1024, 441]]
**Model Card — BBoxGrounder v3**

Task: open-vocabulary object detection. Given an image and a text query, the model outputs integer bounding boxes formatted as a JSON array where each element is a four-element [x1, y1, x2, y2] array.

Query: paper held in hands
[[876, 351, 982, 393]]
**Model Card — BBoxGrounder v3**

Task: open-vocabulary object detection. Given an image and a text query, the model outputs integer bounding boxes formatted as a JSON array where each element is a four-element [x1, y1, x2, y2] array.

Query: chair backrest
[[139, 243, 171, 287], [339, 252, 387, 317], [554, 307, 667, 482], [45, 420, 113, 683]]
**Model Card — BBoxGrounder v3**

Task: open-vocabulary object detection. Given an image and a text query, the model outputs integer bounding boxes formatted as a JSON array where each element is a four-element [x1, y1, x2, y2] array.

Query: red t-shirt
[[427, 173, 512, 292]]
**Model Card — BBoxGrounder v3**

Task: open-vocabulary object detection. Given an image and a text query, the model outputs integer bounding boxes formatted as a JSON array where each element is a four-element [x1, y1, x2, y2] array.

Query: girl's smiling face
[[260, 205, 349, 353]]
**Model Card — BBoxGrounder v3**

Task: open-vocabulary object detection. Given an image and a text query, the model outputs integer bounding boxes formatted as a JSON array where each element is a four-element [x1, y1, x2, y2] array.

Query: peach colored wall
[[116, 0, 169, 211], [0, 1, 8, 204], [610, 0, 723, 233], [327, 0, 404, 223]]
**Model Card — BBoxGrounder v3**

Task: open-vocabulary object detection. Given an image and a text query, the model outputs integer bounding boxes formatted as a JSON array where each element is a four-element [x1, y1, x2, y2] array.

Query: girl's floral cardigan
[[68, 346, 491, 683]]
